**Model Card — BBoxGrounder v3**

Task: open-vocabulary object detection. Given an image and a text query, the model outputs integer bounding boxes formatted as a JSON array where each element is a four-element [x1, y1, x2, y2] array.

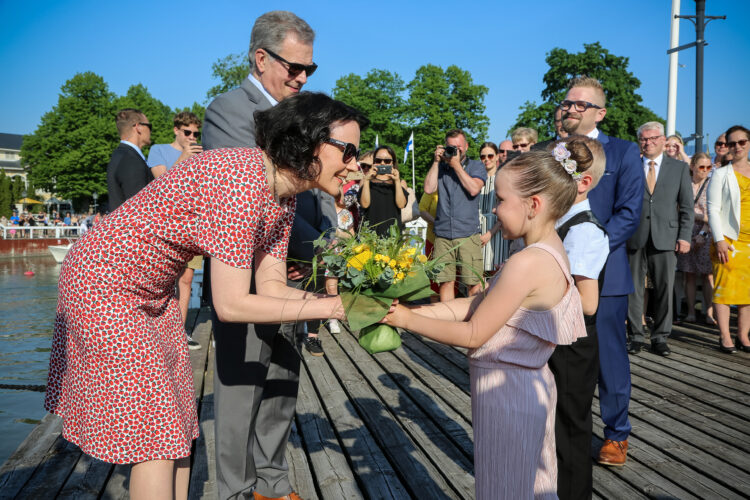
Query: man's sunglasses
[[559, 100, 603, 112], [138, 122, 152, 131], [480, 154, 495, 160], [262, 47, 318, 77], [728, 139, 749, 149], [358, 162, 372, 171], [325, 138, 359, 163], [499, 149, 512, 154], [512, 143, 529, 150], [182, 129, 201, 139], [374, 157, 394, 165]]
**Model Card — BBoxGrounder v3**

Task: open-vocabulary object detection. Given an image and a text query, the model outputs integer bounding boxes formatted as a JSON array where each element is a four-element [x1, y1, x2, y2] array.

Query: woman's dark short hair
[[373, 145, 398, 168], [254, 92, 369, 181]]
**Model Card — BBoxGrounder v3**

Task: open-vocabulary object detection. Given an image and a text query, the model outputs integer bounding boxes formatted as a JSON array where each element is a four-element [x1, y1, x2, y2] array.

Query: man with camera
[[424, 129, 487, 301]]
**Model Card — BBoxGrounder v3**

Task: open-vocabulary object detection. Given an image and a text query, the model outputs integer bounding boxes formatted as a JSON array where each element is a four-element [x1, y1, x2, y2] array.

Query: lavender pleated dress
[[468, 243, 586, 499]]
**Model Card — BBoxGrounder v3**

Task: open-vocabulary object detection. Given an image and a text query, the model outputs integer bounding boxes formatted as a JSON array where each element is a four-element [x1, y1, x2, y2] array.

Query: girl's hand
[[381, 300, 408, 328]]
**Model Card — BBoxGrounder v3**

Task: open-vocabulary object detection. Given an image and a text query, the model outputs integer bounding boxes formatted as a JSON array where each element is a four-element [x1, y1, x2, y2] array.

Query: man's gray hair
[[248, 11, 315, 71], [637, 121, 665, 138]]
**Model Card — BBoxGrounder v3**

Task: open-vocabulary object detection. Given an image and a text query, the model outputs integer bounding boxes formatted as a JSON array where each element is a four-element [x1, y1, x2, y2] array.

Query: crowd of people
[[1, 209, 103, 237], [41, 8, 748, 500]]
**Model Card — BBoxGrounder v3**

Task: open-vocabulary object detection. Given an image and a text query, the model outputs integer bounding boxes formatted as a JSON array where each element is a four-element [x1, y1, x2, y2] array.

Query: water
[[0, 256, 59, 464]]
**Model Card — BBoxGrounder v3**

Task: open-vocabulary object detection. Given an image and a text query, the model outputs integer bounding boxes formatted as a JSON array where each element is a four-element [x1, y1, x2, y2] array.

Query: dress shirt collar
[[643, 153, 663, 169], [556, 199, 591, 229], [585, 128, 600, 139], [120, 140, 145, 161], [247, 73, 278, 106]]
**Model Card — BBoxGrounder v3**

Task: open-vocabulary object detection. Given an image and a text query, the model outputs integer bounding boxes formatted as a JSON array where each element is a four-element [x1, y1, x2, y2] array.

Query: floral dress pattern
[[44, 148, 295, 463]]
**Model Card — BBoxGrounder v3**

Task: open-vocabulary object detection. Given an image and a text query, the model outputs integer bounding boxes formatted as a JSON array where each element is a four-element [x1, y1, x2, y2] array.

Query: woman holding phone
[[359, 144, 409, 237]]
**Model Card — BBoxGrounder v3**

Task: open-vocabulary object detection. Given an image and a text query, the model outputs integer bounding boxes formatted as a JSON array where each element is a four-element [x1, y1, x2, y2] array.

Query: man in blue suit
[[560, 76, 644, 467]]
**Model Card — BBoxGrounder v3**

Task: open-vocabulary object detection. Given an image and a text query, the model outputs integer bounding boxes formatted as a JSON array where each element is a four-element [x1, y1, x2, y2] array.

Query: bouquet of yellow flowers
[[312, 222, 443, 354]]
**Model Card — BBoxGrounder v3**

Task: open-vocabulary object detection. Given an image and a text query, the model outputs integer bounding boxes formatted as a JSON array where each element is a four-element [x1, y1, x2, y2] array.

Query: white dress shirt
[[556, 199, 610, 279], [642, 153, 663, 181]]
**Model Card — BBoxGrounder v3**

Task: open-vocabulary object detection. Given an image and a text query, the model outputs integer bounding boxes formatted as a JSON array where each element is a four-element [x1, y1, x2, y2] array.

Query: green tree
[[22, 72, 117, 207], [0, 172, 12, 218], [206, 53, 249, 102], [510, 42, 662, 142], [405, 64, 489, 192], [332, 69, 408, 156]]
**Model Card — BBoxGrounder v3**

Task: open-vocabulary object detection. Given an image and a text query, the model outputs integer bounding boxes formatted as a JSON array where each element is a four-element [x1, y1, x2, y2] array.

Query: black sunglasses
[[262, 47, 318, 77], [715, 141, 727, 147], [182, 129, 201, 139], [559, 100, 602, 112], [499, 149, 512, 154], [374, 157, 394, 165], [358, 162, 372, 171], [138, 122, 152, 131], [325, 138, 359, 163]]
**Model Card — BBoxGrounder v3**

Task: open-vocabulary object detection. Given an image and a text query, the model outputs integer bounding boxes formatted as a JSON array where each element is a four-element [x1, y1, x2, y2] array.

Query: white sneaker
[[328, 319, 341, 333], [187, 335, 202, 350]]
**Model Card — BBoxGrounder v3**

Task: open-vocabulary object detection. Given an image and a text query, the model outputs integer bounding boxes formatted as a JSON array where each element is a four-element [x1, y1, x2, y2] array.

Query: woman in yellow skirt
[[707, 125, 750, 353]]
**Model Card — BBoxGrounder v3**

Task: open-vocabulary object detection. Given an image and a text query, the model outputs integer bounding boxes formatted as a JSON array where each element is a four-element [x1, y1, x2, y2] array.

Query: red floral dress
[[44, 148, 295, 464]]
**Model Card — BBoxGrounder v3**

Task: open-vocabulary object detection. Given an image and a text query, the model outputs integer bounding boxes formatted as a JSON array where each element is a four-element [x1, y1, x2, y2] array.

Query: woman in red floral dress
[[44, 93, 368, 499]]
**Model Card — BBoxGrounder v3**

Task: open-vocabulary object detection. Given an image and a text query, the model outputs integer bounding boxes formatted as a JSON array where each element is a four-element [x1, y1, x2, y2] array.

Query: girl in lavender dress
[[383, 142, 594, 499]]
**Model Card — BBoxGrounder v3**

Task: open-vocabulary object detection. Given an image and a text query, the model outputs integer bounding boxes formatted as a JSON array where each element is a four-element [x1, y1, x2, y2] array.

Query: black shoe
[[735, 337, 750, 353], [186, 335, 202, 350], [628, 341, 645, 354], [651, 341, 671, 357], [720, 341, 737, 354], [304, 336, 324, 356]]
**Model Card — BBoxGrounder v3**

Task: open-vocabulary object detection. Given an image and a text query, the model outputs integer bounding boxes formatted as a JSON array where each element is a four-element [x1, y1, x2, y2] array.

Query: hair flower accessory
[[553, 142, 581, 179]]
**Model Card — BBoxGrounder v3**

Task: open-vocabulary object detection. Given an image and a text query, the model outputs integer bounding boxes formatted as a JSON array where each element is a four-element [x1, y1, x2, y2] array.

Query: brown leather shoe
[[253, 492, 302, 500], [597, 439, 628, 466]]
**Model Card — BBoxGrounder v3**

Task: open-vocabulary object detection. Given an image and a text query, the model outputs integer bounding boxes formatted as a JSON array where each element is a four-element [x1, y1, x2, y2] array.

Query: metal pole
[[666, 0, 681, 136], [695, 0, 705, 153]]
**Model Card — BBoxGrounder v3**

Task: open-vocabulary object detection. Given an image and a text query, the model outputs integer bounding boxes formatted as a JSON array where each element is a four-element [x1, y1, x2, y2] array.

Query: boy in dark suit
[[106, 108, 151, 211]]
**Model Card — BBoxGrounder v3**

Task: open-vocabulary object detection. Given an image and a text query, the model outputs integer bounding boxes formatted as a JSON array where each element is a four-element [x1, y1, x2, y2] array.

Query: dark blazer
[[203, 78, 272, 150], [627, 154, 693, 251], [106, 143, 150, 212], [588, 133, 645, 296]]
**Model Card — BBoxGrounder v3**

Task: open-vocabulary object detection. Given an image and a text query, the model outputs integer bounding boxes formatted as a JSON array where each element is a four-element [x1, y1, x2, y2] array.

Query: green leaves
[[21, 72, 205, 210], [510, 42, 663, 142]]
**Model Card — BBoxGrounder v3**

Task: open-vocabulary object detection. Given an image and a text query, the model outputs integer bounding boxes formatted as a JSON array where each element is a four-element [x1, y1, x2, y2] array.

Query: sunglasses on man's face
[[727, 139, 749, 149], [512, 143, 529, 150], [138, 122, 152, 131], [358, 162, 372, 171], [325, 138, 359, 163], [262, 47, 318, 77], [480, 154, 495, 160], [182, 129, 201, 139], [374, 157, 394, 165], [499, 149, 512, 154]]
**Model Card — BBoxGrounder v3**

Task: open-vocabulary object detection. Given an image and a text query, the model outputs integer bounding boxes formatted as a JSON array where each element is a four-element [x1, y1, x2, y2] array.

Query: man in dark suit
[[627, 122, 693, 357], [559, 76, 644, 471], [202, 11, 321, 500], [106, 108, 151, 211]]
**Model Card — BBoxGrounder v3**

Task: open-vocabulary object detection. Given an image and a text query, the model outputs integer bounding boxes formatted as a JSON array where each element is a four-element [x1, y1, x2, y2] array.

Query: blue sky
[[1, 0, 748, 151]]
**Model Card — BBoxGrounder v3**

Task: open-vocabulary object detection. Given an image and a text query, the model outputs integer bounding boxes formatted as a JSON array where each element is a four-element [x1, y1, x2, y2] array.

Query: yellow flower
[[417, 254, 428, 263], [396, 271, 405, 280], [348, 250, 372, 271], [353, 243, 369, 254], [389, 259, 397, 268], [405, 247, 417, 257]]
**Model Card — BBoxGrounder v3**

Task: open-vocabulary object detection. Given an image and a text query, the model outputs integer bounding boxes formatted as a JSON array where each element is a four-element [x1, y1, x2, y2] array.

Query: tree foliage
[[333, 65, 488, 193], [205, 53, 250, 102], [22, 72, 204, 210], [510, 42, 662, 142]]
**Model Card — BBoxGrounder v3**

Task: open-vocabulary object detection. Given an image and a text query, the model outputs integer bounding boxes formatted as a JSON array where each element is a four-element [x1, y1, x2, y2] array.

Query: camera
[[376, 165, 392, 175], [443, 145, 458, 157]]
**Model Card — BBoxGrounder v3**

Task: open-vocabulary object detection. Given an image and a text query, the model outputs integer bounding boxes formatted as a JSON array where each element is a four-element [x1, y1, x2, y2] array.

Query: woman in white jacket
[[707, 125, 750, 353]]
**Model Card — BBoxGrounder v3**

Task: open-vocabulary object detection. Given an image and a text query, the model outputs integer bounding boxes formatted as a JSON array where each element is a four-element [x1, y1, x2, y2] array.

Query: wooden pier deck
[[1, 309, 748, 499]]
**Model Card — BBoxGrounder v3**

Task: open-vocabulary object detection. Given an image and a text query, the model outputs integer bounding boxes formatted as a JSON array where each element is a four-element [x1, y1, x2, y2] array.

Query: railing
[[1, 225, 82, 239]]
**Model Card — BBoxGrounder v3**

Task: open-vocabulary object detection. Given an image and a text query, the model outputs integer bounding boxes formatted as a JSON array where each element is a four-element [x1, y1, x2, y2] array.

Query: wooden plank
[[406, 332, 470, 374], [333, 328, 475, 498], [296, 360, 362, 499], [188, 313, 216, 500], [301, 331, 410, 499], [56, 453, 113, 499], [286, 421, 318, 500], [662, 348, 750, 385], [13, 435, 81, 498], [100, 464, 130, 499], [320, 329, 451, 498], [591, 463, 648, 500], [399, 333, 470, 393], [634, 348, 750, 392], [390, 341, 473, 423], [189, 308, 213, 402], [367, 335, 474, 458], [592, 401, 746, 499], [0, 412, 62, 498]]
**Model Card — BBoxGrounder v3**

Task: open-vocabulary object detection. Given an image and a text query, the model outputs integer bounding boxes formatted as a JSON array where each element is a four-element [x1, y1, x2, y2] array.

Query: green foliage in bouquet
[[312, 222, 444, 353]]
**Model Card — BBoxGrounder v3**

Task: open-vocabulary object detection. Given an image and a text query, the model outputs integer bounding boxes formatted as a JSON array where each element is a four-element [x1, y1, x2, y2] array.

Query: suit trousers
[[627, 241, 677, 344], [548, 322, 599, 500], [213, 273, 305, 500], [596, 295, 632, 441]]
